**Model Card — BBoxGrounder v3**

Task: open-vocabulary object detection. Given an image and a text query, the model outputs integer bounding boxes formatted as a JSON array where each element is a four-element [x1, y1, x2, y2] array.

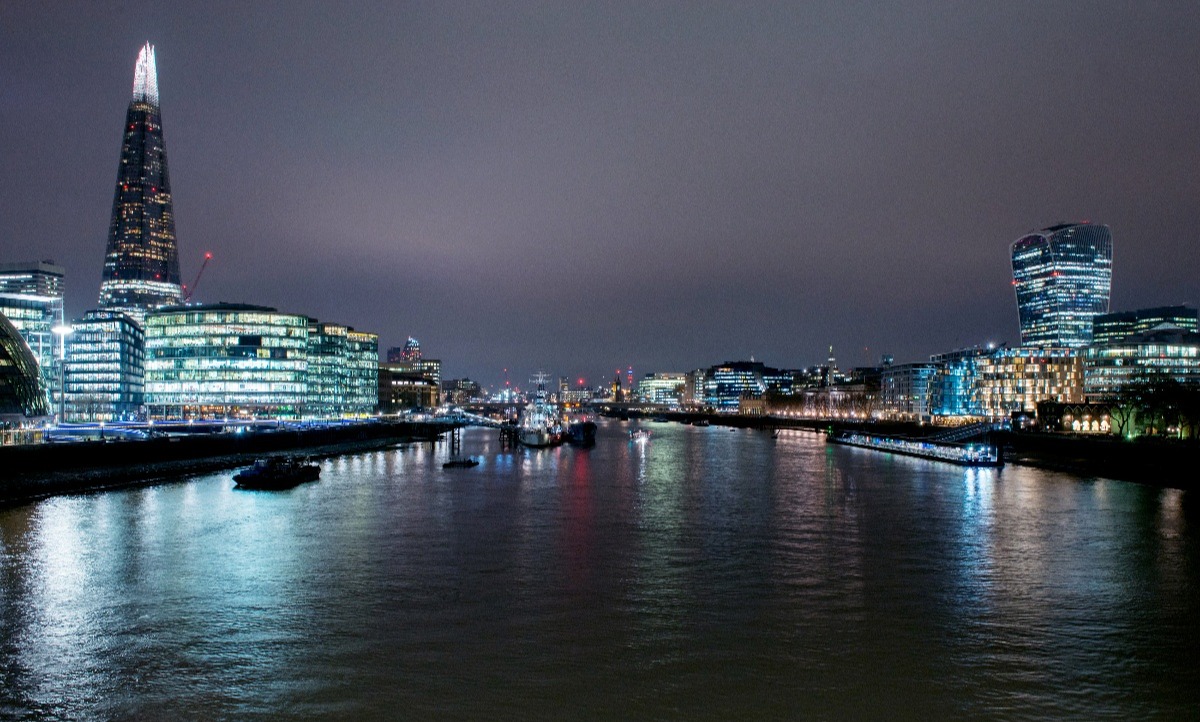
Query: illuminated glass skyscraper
[[1011, 222, 1112, 348], [98, 43, 183, 323]]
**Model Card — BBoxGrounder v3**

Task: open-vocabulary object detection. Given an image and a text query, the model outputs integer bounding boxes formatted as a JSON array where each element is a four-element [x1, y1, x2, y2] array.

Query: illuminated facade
[[704, 361, 767, 411], [880, 363, 936, 420], [144, 304, 308, 419], [379, 363, 439, 411], [306, 321, 379, 417], [98, 44, 183, 323], [1083, 327, 1200, 401], [637, 372, 686, 406], [1011, 223, 1112, 348], [387, 337, 422, 363], [0, 312, 50, 425], [0, 261, 65, 406], [62, 311, 145, 422], [975, 347, 1083, 417], [1091, 306, 1198, 345], [929, 346, 990, 418]]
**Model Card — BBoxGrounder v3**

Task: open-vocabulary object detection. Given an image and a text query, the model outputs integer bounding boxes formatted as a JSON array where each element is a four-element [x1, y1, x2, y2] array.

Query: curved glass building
[[0, 312, 50, 423], [99, 44, 183, 323], [1011, 223, 1113, 348]]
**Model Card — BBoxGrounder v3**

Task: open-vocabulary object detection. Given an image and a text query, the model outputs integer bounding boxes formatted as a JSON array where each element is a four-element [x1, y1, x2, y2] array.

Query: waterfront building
[[1091, 305, 1198, 345], [929, 346, 991, 419], [307, 321, 379, 418], [703, 361, 767, 412], [442, 378, 482, 405], [98, 44, 183, 323], [0, 261, 65, 407], [144, 304, 308, 419], [1083, 327, 1200, 401], [1011, 222, 1113, 348], [62, 310, 144, 422], [975, 347, 1083, 418], [637, 372, 686, 406], [879, 363, 937, 421], [378, 363, 438, 411], [0, 312, 50, 428]]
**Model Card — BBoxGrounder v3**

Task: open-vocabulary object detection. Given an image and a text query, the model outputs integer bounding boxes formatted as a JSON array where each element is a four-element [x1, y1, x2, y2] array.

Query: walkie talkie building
[[1011, 222, 1113, 348], [98, 43, 183, 323]]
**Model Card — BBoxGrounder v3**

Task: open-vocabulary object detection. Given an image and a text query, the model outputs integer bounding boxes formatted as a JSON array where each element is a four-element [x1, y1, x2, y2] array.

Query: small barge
[[827, 431, 1002, 467]]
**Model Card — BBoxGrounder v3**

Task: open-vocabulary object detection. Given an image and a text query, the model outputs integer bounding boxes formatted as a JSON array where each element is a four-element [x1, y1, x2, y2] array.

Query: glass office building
[[929, 346, 989, 418], [880, 363, 937, 420], [0, 261, 65, 408], [144, 304, 308, 419], [98, 44, 183, 322], [1011, 223, 1112, 348], [1091, 306, 1198, 345], [703, 361, 768, 411], [0, 312, 50, 426], [307, 321, 378, 418], [62, 310, 145, 422], [1084, 327, 1200, 401], [637, 372, 686, 406]]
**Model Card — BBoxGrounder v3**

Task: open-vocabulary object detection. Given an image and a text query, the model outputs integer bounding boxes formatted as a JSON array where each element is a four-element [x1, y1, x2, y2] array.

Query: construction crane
[[182, 252, 212, 303]]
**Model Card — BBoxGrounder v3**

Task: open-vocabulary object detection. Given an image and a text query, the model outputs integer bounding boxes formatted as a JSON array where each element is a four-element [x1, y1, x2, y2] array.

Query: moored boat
[[443, 457, 480, 469], [234, 456, 320, 490]]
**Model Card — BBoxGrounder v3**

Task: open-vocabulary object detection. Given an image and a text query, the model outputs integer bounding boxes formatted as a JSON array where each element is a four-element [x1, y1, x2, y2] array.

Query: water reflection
[[0, 423, 1197, 720]]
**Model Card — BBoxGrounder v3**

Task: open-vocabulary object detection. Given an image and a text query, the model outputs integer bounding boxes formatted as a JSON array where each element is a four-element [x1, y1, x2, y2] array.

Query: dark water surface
[[2, 422, 1198, 720]]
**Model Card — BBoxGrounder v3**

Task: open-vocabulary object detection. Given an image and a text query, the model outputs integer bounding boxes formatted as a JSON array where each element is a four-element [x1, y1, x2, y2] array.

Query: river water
[[1, 421, 1197, 720]]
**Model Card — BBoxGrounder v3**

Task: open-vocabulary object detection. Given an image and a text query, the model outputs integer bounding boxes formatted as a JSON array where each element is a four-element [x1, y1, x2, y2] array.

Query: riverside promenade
[[0, 420, 459, 505]]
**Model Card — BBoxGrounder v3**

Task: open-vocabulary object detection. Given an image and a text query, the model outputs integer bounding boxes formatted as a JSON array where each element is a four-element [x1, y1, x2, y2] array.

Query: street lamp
[[51, 323, 73, 424]]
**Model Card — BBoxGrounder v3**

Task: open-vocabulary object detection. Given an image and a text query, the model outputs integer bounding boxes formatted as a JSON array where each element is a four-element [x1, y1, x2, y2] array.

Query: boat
[[826, 430, 1003, 467], [518, 373, 563, 448], [564, 418, 597, 446], [694, 419, 710, 427], [651, 416, 669, 423], [629, 428, 651, 440], [233, 456, 320, 490], [443, 457, 480, 469]]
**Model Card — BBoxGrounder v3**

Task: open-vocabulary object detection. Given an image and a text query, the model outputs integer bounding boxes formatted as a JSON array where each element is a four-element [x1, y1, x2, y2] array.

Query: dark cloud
[[3, 1, 1199, 388]]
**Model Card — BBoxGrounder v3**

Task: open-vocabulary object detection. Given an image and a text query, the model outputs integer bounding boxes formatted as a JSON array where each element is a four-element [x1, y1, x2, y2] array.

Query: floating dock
[[827, 430, 1003, 467]]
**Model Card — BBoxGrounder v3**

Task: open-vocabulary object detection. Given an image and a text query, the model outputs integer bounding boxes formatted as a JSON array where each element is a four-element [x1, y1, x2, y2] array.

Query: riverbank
[[602, 409, 1198, 488], [0, 421, 457, 506]]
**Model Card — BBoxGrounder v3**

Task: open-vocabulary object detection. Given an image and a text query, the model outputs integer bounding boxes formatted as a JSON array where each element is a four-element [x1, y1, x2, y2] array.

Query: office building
[[307, 321, 379, 418], [1084, 327, 1200, 401], [637, 372, 686, 406], [0, 261, 65, 406], [929, 346, 990, 418], [0, 312, 50, 426], [144, 304, 308, 419], [1091, 306, 1198, 345], [703, 361, 768, 411], [386, 337, 422, 363], [98, 44, 183, 322], [975, 347, 1083, 417], [880, 363, 937, 420], [62, 311, 145, 422], [1011, 222, 1112, 348]]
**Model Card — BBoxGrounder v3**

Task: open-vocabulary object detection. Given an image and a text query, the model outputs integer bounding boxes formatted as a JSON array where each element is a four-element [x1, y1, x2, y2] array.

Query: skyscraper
[[98, 43, 182, 323], [1011, 222, 1113, 348]]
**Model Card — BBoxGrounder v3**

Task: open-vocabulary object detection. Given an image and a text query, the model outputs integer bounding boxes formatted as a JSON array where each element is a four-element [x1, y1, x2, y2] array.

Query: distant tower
[[1012, 222, 1113, 348], [99, 43, 183, 324], [825, 345, 838, 387], [402, 337, 422, 362]]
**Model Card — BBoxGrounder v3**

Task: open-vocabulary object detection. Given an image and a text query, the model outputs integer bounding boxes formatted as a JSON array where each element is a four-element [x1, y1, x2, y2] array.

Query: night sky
[[3, 2, 1199, 389]]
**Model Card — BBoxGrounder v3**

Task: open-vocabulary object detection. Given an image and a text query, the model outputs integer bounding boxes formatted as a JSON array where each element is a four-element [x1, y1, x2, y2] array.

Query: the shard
[[98, 43, 182, 323]]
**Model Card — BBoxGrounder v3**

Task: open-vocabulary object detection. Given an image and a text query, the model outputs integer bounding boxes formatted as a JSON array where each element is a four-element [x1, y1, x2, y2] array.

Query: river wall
[[0, 421, 455, 505]]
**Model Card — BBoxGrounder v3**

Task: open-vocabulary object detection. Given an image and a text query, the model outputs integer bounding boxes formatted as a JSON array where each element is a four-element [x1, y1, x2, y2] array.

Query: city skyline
[[3, 3, 1200, 386]]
